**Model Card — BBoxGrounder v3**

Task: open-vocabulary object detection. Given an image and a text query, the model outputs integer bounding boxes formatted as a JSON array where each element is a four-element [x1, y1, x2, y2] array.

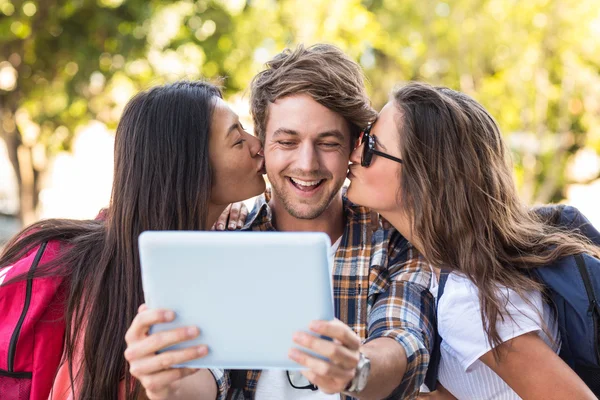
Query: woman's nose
[[349, 142, 362, 164], [246, 132, 263, 157]]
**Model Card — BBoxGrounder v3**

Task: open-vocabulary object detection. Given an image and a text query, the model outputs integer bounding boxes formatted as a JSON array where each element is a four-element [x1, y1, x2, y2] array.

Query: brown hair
[[392, 81, 600, 357], [250, 43, 376, 143], [0, 81, 221, 399]]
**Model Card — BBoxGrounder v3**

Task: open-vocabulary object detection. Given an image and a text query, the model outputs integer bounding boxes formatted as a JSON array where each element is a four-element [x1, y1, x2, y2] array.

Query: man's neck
[[268, 192, 346, 244]]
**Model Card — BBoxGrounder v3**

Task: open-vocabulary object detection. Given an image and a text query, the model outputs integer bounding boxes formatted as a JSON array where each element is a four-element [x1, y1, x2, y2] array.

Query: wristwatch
[[345, 351, 371, 394]]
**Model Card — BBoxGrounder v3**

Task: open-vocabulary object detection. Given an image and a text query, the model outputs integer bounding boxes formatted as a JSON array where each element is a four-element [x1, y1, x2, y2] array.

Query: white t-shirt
[[430, 271, 560, 400], [255, 237, 343, 400]]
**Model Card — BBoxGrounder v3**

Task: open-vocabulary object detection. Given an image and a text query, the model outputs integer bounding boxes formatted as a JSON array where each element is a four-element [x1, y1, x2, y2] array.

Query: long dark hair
[[392, 82, 600, 357], [0, 80, 222, 399]]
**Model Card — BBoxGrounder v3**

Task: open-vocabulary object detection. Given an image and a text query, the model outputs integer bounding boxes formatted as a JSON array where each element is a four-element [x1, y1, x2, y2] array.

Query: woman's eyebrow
[[226, 121, 240, 137]]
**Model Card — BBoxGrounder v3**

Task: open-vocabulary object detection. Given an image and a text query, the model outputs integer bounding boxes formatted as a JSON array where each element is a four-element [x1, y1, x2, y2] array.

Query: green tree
[[0, 0, 253, 225], [0, 0, 156, 223], [363, 0, 600, 203], [2, 0, 599, 226], [207, 0, 600, 204]]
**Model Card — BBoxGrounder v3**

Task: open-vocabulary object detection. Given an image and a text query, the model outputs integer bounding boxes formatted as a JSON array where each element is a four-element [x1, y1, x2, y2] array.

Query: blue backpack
[[425, 205, 600, 395]]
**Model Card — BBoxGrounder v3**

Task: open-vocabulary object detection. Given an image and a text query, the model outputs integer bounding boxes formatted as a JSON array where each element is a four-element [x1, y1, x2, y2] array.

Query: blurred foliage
[[1, 0, 600, 223]]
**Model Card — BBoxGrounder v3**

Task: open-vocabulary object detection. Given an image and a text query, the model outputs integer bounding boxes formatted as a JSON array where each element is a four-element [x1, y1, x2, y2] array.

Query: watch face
[[356, 358, 371, 391]]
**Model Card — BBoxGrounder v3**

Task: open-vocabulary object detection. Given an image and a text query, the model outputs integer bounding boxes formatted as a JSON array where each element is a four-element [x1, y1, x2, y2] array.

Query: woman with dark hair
[[346, 82, 597, 399], [0, 80, 266, 399]]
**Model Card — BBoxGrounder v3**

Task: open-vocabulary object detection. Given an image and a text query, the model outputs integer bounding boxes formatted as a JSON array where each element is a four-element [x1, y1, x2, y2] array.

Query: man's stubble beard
[[268, 173, 345, 220]]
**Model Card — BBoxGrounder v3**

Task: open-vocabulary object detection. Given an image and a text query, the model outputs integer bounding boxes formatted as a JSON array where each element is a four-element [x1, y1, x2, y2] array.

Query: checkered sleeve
[[208, 368, 230, 400], [365, 234, 436, 399]]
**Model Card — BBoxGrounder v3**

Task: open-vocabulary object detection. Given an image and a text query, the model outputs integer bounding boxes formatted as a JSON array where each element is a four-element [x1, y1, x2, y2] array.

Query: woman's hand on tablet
[[289, 319, 361, 394], [125, 304, 208, 399]]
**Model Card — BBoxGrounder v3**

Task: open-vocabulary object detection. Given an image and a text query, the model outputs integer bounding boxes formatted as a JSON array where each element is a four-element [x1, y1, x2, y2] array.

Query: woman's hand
[[212, 202, 249, 231], [125, 305, 208, 400]]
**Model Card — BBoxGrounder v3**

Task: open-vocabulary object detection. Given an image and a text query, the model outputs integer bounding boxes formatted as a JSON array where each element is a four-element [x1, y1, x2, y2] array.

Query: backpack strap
[[536, 204, 600, 245], [7, 241, 47, 373], [424, 268, 450, 390], [574, 254, 600, 314], [438, 270, 450, 298]]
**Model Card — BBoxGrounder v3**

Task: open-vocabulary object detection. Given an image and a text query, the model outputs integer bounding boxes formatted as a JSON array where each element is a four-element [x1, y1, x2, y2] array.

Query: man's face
[[263, 94, 353, 219]]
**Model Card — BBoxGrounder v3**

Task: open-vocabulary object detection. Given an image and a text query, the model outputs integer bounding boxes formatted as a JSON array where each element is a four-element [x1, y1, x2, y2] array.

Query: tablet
[[138, 231, 335, 370]]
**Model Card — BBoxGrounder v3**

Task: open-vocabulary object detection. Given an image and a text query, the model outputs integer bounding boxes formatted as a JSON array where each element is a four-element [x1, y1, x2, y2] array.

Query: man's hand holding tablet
[[290, 318, 362, 394], [124, 310, 363, 399], [127, 231, 338, 398], [125, 305, 216, 400]]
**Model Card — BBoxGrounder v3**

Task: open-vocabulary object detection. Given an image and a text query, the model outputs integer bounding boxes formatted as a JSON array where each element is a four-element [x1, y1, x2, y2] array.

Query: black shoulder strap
[[424, 268, 450, 391], [230, 369, 247, 390], [7, 241, 47, 373], [575, 254, 599, 309], [437, 270, 450, 299], [29, 241, 47, 277]]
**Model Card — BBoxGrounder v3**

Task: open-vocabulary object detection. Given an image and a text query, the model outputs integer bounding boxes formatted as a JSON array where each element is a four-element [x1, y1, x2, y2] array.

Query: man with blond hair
[[214, 44, 436, 400], [131, 44, 436, 400]]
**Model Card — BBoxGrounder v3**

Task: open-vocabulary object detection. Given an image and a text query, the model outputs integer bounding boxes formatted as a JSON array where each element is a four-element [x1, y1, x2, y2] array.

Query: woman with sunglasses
[[346, 82, 597, 399]]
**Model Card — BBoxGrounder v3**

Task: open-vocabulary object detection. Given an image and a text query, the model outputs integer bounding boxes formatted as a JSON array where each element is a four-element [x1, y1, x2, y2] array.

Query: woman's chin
[[346, 182, 361, 205], [233, 180, 266, 204], [248, 177, 267, 197], [256, 179, 267, 196]]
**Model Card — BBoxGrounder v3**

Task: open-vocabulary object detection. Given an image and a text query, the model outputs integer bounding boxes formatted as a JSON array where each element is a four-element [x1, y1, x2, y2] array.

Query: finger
[[141, 368, 198, 397], [299, 369, 339, 395], [130, 345, 208, 377], [166, 369, 199, 393], [292, 331, 359, 369], [289, 348, 354, 382], [237, 203, 249, 228], [228, 203, 241, 230], [215, 204, 231, 231], [125, 309, 176, 345], [138, 304, 148, 313], [125, 326, 200, 361], [309, 320, 361, 351]]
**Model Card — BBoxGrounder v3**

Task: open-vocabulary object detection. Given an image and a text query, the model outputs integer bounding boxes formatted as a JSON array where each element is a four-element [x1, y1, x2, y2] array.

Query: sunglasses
[[286, 370, 318, 391], [360, 123, 403, 167]]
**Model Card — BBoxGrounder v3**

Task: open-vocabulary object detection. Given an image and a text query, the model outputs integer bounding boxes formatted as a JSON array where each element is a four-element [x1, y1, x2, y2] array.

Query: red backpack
[[0, 241, 67, 400]]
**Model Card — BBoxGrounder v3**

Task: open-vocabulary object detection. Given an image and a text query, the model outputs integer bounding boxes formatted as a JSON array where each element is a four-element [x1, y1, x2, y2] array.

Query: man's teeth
[[290, 178, 321, 187]]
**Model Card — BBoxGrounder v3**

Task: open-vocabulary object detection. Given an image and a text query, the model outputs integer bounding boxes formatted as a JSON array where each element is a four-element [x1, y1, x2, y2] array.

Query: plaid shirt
[[210, 190, 435, 400]]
